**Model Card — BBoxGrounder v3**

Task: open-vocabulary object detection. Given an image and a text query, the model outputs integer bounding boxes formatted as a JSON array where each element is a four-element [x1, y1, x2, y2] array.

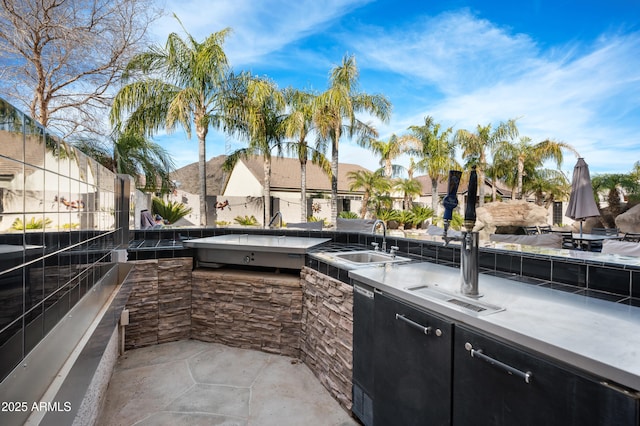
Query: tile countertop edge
[[349, 261, 640, 392]]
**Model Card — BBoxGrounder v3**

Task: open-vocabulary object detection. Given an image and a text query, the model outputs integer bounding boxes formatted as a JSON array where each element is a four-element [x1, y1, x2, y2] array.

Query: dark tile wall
[[0, 99, 126, 382]]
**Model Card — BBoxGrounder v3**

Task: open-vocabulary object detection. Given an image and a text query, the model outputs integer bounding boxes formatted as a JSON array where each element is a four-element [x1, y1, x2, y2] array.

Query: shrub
[[338, 211, 359, 219], [375, 209, 401, 223], [433, 211, 464, 230], [307, 216, 330, 227], [152, 197, 192, 224], [234, 215, 259, 226], [410, 205, 434, 228], [397, 210, 416, 229], [11, 217, 52, 230]]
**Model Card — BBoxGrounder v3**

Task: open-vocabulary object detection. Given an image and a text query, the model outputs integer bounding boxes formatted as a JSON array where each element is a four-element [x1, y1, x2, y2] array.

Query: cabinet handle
[[465, 342, 533, 384], [395, 313, 432, 335]]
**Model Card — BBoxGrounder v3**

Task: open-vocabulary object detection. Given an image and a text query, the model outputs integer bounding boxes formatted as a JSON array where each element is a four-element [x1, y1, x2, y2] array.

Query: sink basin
[[406, 285, 504, 316], [334, 250, 411, 265]]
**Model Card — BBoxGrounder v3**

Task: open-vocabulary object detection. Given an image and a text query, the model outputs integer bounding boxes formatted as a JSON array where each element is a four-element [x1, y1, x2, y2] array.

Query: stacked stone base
[[124, 258, 192, 349], [122, 259, 354, 412], [191, 269, 302, 358]]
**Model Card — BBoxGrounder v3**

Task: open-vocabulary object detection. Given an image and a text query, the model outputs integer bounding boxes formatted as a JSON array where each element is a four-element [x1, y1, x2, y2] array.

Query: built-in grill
[[184, 234, 331, 270]]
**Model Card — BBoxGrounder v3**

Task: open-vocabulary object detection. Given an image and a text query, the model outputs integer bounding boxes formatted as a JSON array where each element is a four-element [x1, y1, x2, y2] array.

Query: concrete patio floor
[[98, 340, 359, 426]]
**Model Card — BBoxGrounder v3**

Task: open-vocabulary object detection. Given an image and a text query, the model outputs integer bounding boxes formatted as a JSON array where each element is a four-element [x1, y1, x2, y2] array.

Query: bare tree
[[0, 0, 160, 138]]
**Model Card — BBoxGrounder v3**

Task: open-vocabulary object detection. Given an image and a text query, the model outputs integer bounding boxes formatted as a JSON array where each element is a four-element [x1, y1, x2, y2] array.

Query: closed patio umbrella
[[566, 158, 600, 236]]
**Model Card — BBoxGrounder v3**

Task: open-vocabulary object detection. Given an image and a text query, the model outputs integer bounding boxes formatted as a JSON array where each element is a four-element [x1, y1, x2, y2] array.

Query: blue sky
[[151, 0, 640, 177]]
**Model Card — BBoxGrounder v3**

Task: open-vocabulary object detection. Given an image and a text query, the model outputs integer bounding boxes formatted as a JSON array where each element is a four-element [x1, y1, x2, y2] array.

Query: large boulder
[[615, 204, 640, 233], [475, 200, 549, 240]]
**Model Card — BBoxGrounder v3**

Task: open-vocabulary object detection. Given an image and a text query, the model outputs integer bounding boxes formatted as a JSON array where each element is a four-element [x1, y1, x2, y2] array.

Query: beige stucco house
[[218, 156, 370, 225]]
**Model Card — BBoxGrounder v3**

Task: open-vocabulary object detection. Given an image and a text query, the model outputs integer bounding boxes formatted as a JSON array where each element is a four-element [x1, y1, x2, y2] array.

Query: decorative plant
[[375, 209, 401, 223], [311, 202, 322, 214], [234, 215, 259, 226], [338, 211, 359, 219], [152, 197, 192, 224], [434, 211, 464, 230], [216, 220, 231, 226], [307, 216, 329, 227], [397, 210, 416, 229], [410, 205, 434, 228], [10, 217, 52, 230]]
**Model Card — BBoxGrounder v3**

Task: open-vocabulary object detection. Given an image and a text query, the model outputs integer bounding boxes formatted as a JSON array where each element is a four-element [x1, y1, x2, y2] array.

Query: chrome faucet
[[442, 167, 481, 298], [268, 211, 283, 228], [372, 219, 387, 252]]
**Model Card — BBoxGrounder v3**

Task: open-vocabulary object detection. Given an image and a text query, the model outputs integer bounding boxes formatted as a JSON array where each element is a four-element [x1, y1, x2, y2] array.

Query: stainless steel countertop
[[184, 234, 331, 253], [349, 261, 640, 391]]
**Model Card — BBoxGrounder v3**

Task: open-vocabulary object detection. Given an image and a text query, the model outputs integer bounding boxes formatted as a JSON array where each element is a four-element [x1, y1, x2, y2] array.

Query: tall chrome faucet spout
[[460, 166, 480, 297], [460, 231, 480, 297], [442, 168, 481, 298], [268, 211, 283, 228], [372, 219, 387, 252]]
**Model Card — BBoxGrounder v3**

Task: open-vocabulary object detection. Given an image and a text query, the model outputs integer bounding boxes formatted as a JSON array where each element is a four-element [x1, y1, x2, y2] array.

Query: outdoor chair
[[622, 232, 640, 242], [591, 227, 619, 235], [522, 226, 539, 235], [589, 227, 619, 252], [538, 225, 552, 234], [560, 232, 577, 250]]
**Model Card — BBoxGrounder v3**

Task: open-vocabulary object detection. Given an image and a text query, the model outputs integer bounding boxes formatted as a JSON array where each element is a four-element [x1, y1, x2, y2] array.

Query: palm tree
[[314, 55, 392, 226], [282, 88, 331, 222], [347, 169, 391, 218], [493, 136, 578, 200], [394, 178, 423, 210], [524, 169, 570, 208], [485, 159, 513, 202], [369, 134, 410, 178], [454, 119, 518, 206], [224, 76, 286, 226], [403, 116, 458, 213], [73, 131, 175, 193], [110, 18, 232, 226], [592, 172, 639, 218], [407, 157, 417, 180]]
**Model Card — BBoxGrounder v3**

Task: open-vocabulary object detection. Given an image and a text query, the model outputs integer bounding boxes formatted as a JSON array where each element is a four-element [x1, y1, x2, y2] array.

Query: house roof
[[236, 156, 371, 193]]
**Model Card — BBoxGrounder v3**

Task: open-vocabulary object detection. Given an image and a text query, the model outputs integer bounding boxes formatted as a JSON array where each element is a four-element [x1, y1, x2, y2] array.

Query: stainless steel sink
[[334, 250, 411, 265], [406, 285, 504, 316]]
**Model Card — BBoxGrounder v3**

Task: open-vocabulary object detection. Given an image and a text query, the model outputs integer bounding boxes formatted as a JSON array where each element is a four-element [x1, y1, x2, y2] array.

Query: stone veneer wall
[[300, 267, 354, 411], [124, 258, 192, 349], [123, 260, 354, 412], [191, 269, 302, 357]]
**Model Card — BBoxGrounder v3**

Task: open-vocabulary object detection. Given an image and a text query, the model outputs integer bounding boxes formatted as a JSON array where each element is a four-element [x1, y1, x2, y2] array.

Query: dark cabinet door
[[453, 325, 640, 426], [352, 283, 376, 426], [374, 292, 453, 426]]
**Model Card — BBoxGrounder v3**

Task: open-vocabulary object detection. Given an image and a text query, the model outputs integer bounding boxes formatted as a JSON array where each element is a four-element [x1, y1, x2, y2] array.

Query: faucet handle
[[371, 242, 379, 251], [390, 246, 399, 254]]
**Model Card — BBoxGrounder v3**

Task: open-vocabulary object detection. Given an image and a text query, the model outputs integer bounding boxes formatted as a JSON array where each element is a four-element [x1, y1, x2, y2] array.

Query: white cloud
[[353, 10, 543, 95], [347, 10, 640, 174], [153, 0, 372, 66]]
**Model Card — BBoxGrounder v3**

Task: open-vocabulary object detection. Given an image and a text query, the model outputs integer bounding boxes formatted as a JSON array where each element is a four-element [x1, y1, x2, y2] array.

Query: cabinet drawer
[[374, 293, 453, 426], [453, 325, 640, 426]]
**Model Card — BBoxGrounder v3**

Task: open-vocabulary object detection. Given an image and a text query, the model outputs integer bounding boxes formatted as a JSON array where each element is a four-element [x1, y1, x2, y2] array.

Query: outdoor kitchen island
[[349, 261, 640, 426], [121, 227, 640, 425]]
